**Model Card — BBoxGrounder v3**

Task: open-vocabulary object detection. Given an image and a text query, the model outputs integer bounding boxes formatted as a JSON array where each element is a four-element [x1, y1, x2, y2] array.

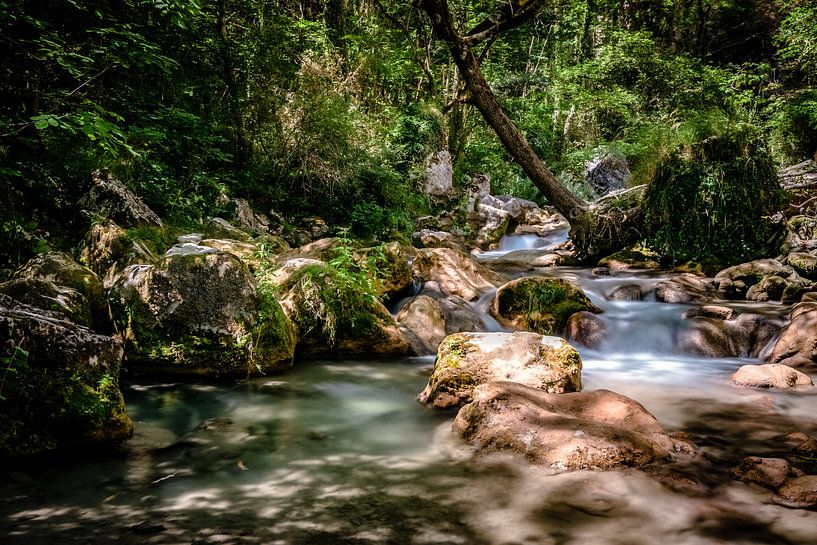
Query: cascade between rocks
[[2, 232, 816, 545]]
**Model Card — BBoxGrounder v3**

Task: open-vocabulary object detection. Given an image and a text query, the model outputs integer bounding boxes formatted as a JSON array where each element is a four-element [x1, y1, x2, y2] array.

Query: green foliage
[[643, 117, 785, 264], [767, 90, 817, 163]]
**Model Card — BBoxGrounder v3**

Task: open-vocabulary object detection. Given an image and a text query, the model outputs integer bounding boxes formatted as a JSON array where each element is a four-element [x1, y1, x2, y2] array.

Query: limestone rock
[[655, 274, 715, 304], [493, 195, 539, 222], [678, 314, 780, 358], [454, 382, 677, 469], [80, 169, 162, 228], [412, 248, 504, 302], [607, 284, 643, 301], [490, 276, 600, 336], [787, 252, 817, 280], [231, 198, 278, 235], [417, 332, 582, 409], [396, 295, 447, 355], [0, 294, 131, 457], [566, 311, 607, 348], [732, 364, 813, 389], [733, 457, 798, 490], [110, 252, 295, 377], [78, 220, 157, 288], [205, 217, 253, 242], [714, 259, 811, 301], [197, 239, 260, 270], [412, 229, 459, 250], [776, 476, 817, 508], [0, 277, 91, 327], [585, 152, 630, 197], [769, 302, 817, 368], [597, 248, 662, 271], [473, 203, 511, 249], [420, 285, 492, 335], [425, 151, 455, 200], [683, 305, 735, 321]]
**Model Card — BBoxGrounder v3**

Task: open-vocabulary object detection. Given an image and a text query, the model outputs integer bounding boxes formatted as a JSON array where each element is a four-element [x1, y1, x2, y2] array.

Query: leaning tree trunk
[[420, 0, 644, 261]]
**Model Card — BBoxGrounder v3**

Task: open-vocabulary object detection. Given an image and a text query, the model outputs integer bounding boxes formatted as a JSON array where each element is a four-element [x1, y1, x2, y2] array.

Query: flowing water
[[2, 236, 817, 545]]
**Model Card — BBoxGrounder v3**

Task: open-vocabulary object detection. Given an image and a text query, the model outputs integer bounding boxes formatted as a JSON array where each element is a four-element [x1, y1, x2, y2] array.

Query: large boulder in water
[[110, 249, 295, 377], [277, 262, 411, 357], [472, 203, 511, 249], [417, 332, 582, 409], [769, 302, 817, 368], [733, 457, 799, 490], [714, 259, 812, 302], [12, 251, 108, 330], [732, 364, 813, 390], [490, 276, 600, 335], [776, 476, 817, 508], [80, 169, 162, 228], [565, 311, 607, 348], [412, 248, 504, 301], [0, 294, 132, 458], [677, 313, 781, 358], [396, 295, 447, 355], [453, 382, 679, 470], [655, 274, 715, 304]]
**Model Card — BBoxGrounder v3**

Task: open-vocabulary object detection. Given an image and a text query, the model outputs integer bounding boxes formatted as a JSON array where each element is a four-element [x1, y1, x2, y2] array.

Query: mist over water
[[2, 234, 817, 544]]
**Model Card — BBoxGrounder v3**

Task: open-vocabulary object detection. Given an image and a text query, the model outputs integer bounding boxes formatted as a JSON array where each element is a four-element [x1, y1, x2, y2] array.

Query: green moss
[[497, 278, 596, 335], [124, 225, 181, 255]]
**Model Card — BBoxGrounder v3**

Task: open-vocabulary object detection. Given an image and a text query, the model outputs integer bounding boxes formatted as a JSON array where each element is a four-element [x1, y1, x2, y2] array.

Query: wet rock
[[279, 262, 411, 357], [425, 150, 455, 201], [607, 284, 643, 301], [592, 267, 611, 276], [683, 305, 735, 321], [417, 332, 582, 409], [733, 457, 798, 490], [655, 274, 715, 304], [732, 364, 813, 389], [0, 277, 92, 327], [110, 252, 295, 377], [454, 382, 677, 469], [490, 276, 600, 336], [776, 476, 817, 508], [714, 259, 811, 301], [493, 195, 540, 222], [78, 220, 158, 288], [787, 252, 817, 280], [412, 248, 504, 302], [769, 302, 817, 368], [678, 314, 781, 358], [396, 295, 447, 355], [486, 250, 569, 270], [565, 311, 607, 348], [80, 169, 162, 228], [472, 203, 511, 249], [0, 294, 131, 458], [412, 229, 459, 250], [419, 286, 490, 335], [775, 432, 817, 457], [205, 217, 253, 242], [585, 152, 630, 197], [13, 251, 107, 330], [597, 247, 662, 271]]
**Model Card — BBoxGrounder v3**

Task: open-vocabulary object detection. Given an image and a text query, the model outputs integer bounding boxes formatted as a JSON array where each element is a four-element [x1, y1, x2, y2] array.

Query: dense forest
[[2, 0, 816, 270]]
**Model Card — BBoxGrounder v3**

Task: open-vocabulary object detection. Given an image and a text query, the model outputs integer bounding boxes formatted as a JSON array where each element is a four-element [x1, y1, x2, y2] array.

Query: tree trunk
[[217, 0, 248, 162], [420, 0, 644, 260]]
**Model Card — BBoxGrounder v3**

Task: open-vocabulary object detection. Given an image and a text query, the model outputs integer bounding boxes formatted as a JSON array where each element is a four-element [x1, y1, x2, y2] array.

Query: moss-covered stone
[[490, 276, 600, 335], [0, 294, 132, 458], [0, 277, 92, 326], [79, 220, 158, 288], [110, 250, 295, 378], [597, 246, 662, 271]]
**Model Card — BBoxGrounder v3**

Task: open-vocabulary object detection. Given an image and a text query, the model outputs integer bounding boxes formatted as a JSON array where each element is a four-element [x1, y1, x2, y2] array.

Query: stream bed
[[2, 236, 817, 545]]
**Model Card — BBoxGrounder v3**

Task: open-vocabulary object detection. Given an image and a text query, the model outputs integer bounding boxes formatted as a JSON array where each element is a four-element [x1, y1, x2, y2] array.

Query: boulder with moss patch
[[714, 259, 811, 301], [490, 276, 600, 335], [597, 247, 662, 271], [417, 332, 582, 409], [110, 248, 295, 378], [80, 169, 163, 228], [0, 277, 92, 327], [78, 220, 158, 288], [0, 294, 132, 458], [412, 248, 504, 301], [278, 262, 411, 357]]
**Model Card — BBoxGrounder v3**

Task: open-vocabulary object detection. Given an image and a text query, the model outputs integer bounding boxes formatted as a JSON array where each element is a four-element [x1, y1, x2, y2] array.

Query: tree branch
[[464, 0, 546, 45]]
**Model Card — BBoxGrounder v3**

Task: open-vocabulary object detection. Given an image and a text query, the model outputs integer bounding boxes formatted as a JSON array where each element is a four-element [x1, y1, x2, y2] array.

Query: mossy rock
[[0, 277, 92, 327], [79, 220, 158, 288], [597, 247, 662, 271], [0, 294, 132, 458], [787, 252, 817, 280], [490, 277, 601, 335], [110, 250, 295, 378], [418, 332, 582, 409], [279, 262, 411, 357]]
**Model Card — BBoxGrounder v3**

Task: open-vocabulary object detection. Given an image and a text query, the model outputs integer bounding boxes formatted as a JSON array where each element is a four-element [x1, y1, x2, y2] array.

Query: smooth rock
[[733, 457, 797, 490], [565, 311, 607, 348], [655, 274, 715, 304], [396, 295, 447, 355], [776, 476, 817, 508], [412, 248, 504, 301], [732, 364, 813, 389], [607, 284, 643, 301], [769, 302, 817, 368]]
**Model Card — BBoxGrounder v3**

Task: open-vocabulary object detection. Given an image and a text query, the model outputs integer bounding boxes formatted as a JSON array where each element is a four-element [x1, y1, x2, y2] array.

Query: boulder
[[110, 249, 295, 377], [279, 262, 411, 357], [420, 285, 492, 335], [396, 295, 447, 355], [205, 217, 253, 242], [655, 274, 715, 304], [197, 239, 260, 270], [494, 196, 540, 222], [682, 305, 735, 321], [776, 476, 817, 508], [678, 314, 780, 358], [78, 220, 157, 288], [0, 277, 91, 327], [412, 229, 460, 250], [358, 241, 414, 297], [417, 332, 582, 409], [425, 151, 455, 201], [486, 250, 572, 270], [231, 198, 279, 235], [585, 152, 630, 197], [453, 383, 678, 469], [0, 294, 131, 457], [787, 252, 817, 280], [769, 302, 817, 368], [467, 172, 491, 200], [607, 284, 643, 301], [597, 248, 662, 271], [412, 248, 504, 301], [473, 203, 511, 249], [733, 457, 798, 490], [13, 251, 107, 330], [714, 259, 811, 301], [298, 216, 330, 240], [732, 364, 813, 389], [80, 169, 162, 228], [566, 311, 607, 348], [490, 276, 600, 335]]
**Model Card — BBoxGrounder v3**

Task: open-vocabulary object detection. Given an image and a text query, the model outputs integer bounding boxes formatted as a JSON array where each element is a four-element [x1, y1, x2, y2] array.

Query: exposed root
[[570, 185, 647, 262]]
